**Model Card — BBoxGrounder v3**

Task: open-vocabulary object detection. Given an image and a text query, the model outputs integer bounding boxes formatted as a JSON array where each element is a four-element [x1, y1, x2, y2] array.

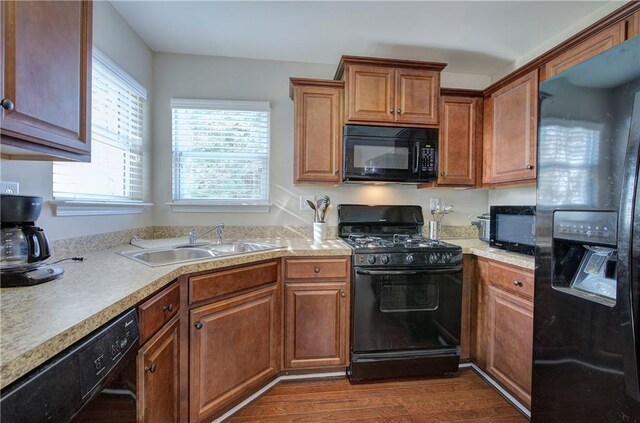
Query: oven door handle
[[356, 267, 462, 276]]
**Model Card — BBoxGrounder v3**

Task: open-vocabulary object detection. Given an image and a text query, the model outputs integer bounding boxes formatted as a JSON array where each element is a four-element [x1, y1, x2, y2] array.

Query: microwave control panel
[[420, 145, 436, 173]]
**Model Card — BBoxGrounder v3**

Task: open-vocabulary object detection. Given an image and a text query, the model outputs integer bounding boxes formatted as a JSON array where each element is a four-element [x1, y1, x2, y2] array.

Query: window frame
[[168, 98, 272, 213]]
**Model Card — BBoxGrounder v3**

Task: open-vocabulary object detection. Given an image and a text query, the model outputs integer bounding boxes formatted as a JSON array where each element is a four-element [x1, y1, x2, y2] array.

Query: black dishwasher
[[0, 309, 139, 423]]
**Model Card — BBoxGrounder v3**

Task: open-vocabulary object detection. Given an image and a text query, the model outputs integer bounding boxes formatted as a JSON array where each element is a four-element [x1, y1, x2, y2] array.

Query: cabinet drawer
[[139, 282, 180, 344], [284, 258, 349, 280], [488, 261, 534, 299], [189, 260, 278, 304]]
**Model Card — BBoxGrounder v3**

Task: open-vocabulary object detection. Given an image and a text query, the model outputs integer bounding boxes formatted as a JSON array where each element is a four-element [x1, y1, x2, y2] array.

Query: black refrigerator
[[533, 35, 640, 422]]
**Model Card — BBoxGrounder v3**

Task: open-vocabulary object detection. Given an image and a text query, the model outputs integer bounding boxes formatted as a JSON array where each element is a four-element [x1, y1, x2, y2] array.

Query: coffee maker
[[1, 195, 64, 287]]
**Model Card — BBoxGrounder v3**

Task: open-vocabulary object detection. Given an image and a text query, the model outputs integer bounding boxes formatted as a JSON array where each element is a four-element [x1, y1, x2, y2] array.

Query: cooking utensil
[[306, 200, 318, 222], [320, 196, 330, 222]]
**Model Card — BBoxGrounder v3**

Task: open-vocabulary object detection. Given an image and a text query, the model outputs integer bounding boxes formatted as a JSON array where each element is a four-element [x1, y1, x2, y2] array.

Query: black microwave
[[343, 125, 438, 183], [490, 206, 536, 256]]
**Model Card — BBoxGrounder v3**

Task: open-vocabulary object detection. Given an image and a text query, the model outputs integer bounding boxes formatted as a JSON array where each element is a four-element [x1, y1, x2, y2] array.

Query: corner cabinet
[[185, 260, 280, 423], [283, 257, 350, 371], [335, 56, 446, 127], [1, 0, 92, 161], [437, 90, 483, 187], [475, 258, 534, 408], [290, 78, 344, 184], [483, 69, 538, 186]]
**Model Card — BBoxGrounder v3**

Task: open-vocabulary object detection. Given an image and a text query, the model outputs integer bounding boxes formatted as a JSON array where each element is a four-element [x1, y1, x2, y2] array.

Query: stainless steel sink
[[118, 241, 283, 267]]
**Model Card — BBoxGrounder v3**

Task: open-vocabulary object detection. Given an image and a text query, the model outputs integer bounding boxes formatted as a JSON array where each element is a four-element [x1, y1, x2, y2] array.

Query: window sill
[[50, 200, 154, 216], [166, 201, 271, 213]]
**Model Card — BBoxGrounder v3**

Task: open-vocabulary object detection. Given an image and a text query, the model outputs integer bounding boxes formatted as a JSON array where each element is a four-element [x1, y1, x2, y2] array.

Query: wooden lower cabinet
[[137, 315, 180, 423], [486, 285, 533, 408], [189, 284, 279, 422], [283, 281, 349, 369], [475, 257, 534, 409]]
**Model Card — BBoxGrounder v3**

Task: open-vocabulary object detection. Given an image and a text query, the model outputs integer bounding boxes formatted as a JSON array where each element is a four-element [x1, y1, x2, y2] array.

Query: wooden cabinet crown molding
[[334, 55, 447, 80], [483, 1, 639, 96], [289, 78, 344, 100]]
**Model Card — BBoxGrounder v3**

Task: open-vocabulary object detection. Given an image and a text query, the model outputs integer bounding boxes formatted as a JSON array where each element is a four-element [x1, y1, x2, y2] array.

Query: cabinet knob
[[145, 363, 157, 373], [194, 321, 203, 330], [526, 164, 534, 170], [440, 172, 446, 177], [1, 98, 14, 111], [390, 109, 395, 114], [163, 304, 174, 312], [397, 108, 402, 114], [314, 267, 320, 273], [341, 291, 346, 298], [512, 280, 523, 287]]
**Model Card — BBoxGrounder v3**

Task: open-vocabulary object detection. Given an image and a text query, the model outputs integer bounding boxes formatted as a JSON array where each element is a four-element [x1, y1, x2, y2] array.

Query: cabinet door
[[345, 64, 394, 123], [486, 70, 537, 184], [293, 84, 343, 184], [137, 315, 179, 423], [629, 10, 640, 39], [395, 69, 439, 125], [284, 281, 349, 369], [487, 285, 533, 408], [438, 96, 480, 186], [1, 0, 92, 159], [543, 22, 626, 81], [190, 285, 279, 422]]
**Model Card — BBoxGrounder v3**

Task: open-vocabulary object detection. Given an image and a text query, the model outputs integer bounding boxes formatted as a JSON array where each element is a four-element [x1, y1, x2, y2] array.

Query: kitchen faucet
[[188, 224, 224, 245]]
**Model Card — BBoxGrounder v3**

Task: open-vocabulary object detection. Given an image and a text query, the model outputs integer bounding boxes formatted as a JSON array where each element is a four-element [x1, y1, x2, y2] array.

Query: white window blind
[[171, 99, 270, 204], [53, 49, 147, 202]]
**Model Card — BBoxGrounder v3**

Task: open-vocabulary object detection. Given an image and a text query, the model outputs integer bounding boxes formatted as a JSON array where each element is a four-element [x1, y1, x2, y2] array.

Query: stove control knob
[[405, 254, 415, 264], [367, 255, 376, 265], [380, 255, 390, 265], [442, 253, 453, 263], [428, 253, 440, 264]]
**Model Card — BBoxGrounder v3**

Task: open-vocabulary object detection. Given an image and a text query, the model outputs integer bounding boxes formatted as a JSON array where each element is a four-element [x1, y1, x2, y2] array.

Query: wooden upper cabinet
[[1, 0, 92, 161], [346, 65, 394, 123], [483, 70, 538, 185], [628, 9, 640, 39], [336, 56, 446, 127], [542, 21, 626, 81], [438, 92, 482, 186], [290, 78, 344, 184]]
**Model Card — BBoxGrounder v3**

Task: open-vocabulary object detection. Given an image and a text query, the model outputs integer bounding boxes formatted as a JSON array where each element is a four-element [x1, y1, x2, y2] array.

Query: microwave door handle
[[413, 143, 420, 173]]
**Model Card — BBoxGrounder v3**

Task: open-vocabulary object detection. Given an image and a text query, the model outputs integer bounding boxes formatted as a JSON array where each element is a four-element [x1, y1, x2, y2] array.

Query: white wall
[[0, 1, 154, 240], [488, 187, 536, 207], [152, 53, 490, 228]]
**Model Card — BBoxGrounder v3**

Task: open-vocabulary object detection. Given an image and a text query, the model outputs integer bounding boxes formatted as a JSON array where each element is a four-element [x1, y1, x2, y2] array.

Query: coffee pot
[[1, 225, 50, 269]]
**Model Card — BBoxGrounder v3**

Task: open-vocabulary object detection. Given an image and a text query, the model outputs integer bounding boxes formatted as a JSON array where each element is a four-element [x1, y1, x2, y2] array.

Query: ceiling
[[111, 1, 614, 76]]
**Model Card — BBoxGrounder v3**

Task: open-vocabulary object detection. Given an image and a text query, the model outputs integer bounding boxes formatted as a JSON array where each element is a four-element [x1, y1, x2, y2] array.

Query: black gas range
[[339, 204, 463, 383]]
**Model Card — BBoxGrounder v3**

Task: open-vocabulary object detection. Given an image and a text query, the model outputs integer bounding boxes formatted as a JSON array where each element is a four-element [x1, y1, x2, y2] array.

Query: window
[[52, 49, 148, 215], [170, 99, 271, 211]]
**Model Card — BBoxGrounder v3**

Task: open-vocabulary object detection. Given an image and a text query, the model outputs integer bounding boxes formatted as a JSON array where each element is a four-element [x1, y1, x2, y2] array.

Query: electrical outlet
[[300, 195, 316, 211], [0, 181, 19, 194], [429, 198, 440, 213]]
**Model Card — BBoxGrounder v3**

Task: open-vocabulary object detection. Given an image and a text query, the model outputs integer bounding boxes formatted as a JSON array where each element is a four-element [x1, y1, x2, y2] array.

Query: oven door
[[344, 137, 426, 182], [352, 267, 462, 353]]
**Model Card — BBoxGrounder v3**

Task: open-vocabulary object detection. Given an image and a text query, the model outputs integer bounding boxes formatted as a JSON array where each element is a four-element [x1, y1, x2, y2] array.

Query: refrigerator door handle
[[618, 91, 640, 401]]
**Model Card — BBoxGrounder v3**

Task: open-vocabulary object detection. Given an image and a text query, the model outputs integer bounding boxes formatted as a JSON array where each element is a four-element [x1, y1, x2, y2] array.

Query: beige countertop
[[0, 237, 533, 389]]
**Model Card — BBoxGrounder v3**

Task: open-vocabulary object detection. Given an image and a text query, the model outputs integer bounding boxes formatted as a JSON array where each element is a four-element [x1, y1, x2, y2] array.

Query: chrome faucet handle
[[188, 227, 199, 245], [214, 223, 224, 244]]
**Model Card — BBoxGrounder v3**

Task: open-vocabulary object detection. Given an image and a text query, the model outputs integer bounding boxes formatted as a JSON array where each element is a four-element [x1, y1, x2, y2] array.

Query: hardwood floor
[[226, 369, 528, 422]]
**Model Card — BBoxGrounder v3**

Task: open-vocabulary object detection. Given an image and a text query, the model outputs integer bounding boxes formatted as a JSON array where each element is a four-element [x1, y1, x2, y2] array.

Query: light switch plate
[[0, 181, 19, 194], [300, 195, 315, 211]]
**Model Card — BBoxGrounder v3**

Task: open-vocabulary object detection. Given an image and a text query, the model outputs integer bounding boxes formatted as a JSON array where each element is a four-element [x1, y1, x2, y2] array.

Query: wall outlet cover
[[0, 181, 19, 194]]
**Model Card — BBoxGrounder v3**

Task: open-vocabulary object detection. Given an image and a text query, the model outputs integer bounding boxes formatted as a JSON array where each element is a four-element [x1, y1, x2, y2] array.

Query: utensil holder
[[428, 221, 439, 240], [313, 222, 327, 242]]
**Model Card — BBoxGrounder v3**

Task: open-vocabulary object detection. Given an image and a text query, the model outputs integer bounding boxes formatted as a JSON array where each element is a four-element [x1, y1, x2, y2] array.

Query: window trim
[[170, 98, 271, 210], [50, 48, 150, 216]]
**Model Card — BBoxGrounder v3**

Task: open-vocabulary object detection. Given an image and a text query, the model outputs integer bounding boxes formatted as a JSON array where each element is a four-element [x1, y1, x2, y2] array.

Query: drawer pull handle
[[390, 109, 395, 114], [341, 291, 346, 298], [512, 280, 523, 287], [397, 108, 402, 114], [194, 321, 203, 330], [163, 304, 174, 313], [1, 98, 14, 111], [526, 164, 534, 170], [314, 267, 321, 273], [145, 363, 156, 373]]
